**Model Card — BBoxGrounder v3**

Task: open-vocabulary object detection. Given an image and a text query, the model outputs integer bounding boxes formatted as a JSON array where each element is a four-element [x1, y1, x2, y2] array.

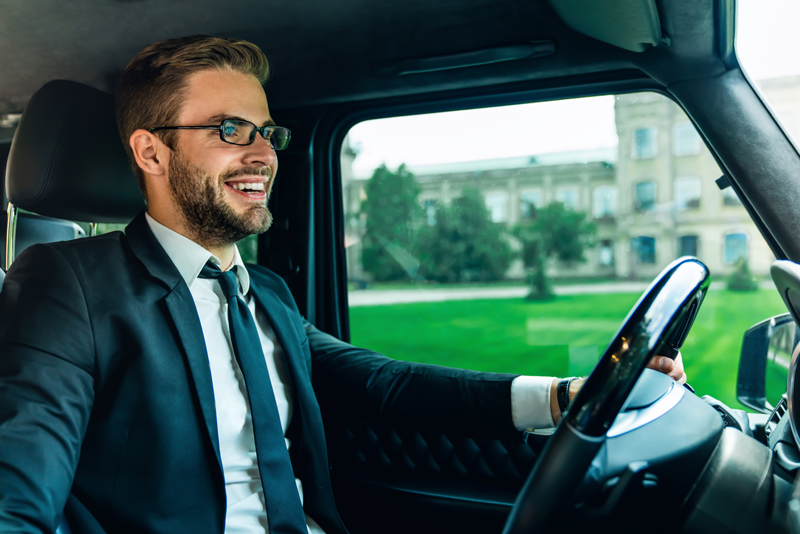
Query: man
[[0, 36, 685, 534]]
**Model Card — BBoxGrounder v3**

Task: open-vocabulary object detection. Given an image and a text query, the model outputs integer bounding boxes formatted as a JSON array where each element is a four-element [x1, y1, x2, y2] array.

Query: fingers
[[647, 353, 687, 384]]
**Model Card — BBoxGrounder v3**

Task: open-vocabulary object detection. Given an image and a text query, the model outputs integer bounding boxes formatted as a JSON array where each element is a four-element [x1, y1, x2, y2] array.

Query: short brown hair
[[115, 35, 270, 200]]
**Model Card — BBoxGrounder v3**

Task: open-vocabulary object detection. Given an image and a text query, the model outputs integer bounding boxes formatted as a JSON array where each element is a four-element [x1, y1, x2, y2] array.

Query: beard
[[167, 150, 273, 249]]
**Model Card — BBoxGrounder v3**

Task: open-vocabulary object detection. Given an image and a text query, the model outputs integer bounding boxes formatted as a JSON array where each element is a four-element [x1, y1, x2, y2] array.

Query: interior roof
[[0, 0, 728, 117]]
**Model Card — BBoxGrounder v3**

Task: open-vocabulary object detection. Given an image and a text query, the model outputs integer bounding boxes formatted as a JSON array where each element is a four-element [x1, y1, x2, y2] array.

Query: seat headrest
[[5, 80, 145, 223]]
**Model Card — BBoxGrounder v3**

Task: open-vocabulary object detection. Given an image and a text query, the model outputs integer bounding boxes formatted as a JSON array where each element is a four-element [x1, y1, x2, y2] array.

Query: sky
[[347, 0, 800, 177]]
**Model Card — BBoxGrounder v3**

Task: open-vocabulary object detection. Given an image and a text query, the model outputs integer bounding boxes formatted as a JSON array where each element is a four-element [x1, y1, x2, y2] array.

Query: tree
[[514, 202, 596, 299], [416, 189, 512, 283], [361, 164, 421, 281], [727, 258, 759, 291]]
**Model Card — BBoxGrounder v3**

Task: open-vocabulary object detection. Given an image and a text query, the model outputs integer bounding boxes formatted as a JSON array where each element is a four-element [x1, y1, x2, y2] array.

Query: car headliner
[[0, 0, 729, 117]]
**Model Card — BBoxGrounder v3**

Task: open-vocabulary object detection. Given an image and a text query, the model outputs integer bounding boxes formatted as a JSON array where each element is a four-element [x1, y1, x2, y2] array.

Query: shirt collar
[[144, 212, 251, 295]]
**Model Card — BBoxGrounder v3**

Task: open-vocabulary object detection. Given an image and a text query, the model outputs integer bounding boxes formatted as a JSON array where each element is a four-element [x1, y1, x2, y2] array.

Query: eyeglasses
[[149, 119, 291, 150]]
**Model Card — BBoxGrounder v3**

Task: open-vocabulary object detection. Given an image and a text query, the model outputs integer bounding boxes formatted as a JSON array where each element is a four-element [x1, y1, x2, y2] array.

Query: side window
[[597, 239, 614, 267], [634, 181, 656, 212], [722, 187, 741, 206], [632, 236, 656, 264], [724, 233, 748, 265], [678, 235, 699, 257], [340, 92, 784, 407], [632, 128, 657, 159], [485, 192, 508, 223], [672, 123, 701, 157], [520, 190, 542, 220], [555, 187, 579, 210], [674, 176, 701, 210], [593, 186, 617, 219]]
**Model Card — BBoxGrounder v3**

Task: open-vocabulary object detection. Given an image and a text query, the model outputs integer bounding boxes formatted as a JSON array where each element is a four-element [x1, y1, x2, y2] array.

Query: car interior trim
[[547, 0, 664, 53], [607, 381, 685, 438], [372, 41, 558, 78]]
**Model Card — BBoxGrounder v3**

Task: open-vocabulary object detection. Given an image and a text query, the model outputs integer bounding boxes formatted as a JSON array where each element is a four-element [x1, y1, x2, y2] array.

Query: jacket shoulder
[[245, 264, 299, 311]]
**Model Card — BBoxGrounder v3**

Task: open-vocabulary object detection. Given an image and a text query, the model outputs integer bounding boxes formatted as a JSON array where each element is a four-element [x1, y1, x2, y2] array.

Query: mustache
[[220, 166, 273, 181]]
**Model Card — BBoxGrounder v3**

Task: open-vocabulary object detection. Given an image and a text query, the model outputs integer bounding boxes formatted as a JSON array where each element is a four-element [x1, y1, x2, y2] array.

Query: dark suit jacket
[[0, 212, 519, 534]]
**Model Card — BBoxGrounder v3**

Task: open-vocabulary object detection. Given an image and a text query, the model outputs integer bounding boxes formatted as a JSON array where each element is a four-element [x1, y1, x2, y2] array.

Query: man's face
[[165, 69, 278, 247]]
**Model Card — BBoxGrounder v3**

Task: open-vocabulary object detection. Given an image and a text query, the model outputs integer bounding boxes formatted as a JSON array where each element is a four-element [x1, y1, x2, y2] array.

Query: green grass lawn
[[349, 289, 789, 410]]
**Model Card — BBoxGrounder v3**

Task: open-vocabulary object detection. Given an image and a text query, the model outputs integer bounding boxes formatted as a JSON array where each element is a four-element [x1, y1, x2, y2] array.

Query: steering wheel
[[503, 257, 710, 534]]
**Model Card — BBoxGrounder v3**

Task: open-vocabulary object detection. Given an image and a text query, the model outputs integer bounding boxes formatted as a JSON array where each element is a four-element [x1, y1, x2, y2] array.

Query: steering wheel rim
[[503, 257, 710, 534]]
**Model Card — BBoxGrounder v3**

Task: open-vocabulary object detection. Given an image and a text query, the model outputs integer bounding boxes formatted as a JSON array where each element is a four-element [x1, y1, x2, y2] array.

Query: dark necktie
[[199, 262, 307, 534]]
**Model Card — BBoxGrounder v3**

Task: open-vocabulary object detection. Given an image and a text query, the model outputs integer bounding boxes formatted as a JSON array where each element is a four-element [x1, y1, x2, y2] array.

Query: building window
[[675, 176, 701, 210], [598, 240, 614, 266], [423, 199, 437, 226], [672, 123, 701, 156], [724, 233, 748, 264], [678, 235, 698, 257], [632, 128, 657, 159], [635, 181, 656, 212], [593, 186, 617, 218], [632, 236, 656, 264], [556, 187, 579, 210], [722, 187, 741, 206], [520, 190, 542, 220], [485, 192, 508, 223]]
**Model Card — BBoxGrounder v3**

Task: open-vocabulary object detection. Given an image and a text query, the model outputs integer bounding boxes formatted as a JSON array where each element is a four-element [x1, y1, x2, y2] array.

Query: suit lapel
[[248, 282, 323, 436], [164, 288, 222, 466], [125, 212, 223, 471]]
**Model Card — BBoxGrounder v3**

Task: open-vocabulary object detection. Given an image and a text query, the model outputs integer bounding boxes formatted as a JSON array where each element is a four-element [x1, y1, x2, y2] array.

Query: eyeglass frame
[[148, 118, 291, 150]]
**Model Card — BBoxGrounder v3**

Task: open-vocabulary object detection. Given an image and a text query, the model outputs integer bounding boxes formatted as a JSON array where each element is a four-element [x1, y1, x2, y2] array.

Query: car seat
[[0, 142, 85, 269], [4, 79, 144, 534]]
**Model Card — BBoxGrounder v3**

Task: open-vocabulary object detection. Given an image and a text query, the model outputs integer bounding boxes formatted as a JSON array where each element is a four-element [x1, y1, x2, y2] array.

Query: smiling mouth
[[224, 180, 269, 199], [228, 182, 266, 193]]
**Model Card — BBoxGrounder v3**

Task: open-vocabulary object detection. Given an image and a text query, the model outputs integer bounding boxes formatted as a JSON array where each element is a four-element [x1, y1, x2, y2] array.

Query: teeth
[[230, 182, 265, 192]]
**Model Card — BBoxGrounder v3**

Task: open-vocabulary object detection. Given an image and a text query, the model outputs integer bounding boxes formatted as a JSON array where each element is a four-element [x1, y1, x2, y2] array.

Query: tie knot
[[198, 262, 239, 300]]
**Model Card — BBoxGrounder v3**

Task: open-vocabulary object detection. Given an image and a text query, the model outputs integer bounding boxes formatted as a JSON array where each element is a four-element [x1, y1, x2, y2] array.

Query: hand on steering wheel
[[504, 257, 709, 534]]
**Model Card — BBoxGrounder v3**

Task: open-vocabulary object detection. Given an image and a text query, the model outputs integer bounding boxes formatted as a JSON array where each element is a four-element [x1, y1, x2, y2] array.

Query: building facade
[[343, 81, 800, 282]]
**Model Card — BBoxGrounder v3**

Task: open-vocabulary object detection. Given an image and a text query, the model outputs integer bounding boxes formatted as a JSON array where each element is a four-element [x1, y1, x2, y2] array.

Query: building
[[342, 79, 800, 282]]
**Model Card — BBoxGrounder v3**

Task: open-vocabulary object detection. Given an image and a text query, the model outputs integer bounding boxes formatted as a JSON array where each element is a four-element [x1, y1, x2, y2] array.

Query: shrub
[[727, 259, 759, 291]]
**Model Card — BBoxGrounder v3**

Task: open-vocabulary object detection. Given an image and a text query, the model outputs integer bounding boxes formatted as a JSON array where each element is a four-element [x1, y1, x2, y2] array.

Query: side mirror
[[737, 313, 799, 413]]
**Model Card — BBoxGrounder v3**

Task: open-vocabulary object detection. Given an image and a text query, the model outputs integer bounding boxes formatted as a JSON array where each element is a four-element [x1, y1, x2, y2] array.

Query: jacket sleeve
[[305, 320, 521, 439], [0, 245, 96, 533]]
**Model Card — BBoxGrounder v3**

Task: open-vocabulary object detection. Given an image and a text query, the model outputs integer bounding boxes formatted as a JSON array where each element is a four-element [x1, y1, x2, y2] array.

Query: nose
[[244, 132, 278, 168]]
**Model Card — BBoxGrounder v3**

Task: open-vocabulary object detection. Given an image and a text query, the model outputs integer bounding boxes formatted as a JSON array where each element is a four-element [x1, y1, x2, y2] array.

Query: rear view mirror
[[737, 313, 799, 413]]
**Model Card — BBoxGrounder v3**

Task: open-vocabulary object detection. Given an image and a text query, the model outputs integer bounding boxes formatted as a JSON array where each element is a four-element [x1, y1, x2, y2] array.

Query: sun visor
[[5, 80, 144, 223], [548, 0, 665, 53]]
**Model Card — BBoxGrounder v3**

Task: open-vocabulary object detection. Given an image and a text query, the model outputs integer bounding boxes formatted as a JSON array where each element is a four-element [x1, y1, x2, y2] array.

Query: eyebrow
[[206, 114, 276, 127]]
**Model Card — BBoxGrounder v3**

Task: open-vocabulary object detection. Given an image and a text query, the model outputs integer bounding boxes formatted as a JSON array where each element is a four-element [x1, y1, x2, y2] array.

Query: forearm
[[307, 321, 521, 437]]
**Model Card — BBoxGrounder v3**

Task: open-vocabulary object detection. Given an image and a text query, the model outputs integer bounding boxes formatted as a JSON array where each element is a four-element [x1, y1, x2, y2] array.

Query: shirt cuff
[[510, 375, 557, 430]]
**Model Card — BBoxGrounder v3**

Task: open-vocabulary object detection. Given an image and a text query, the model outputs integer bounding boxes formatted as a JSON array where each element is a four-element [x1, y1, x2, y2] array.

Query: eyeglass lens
[[221, 120, 290, 150]]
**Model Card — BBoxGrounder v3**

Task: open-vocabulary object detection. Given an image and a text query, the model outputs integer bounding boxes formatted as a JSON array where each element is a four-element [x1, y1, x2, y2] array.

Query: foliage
[[514, 202, 596, 299], [361, 164, 421, 281], [727, 259, 759, 291], [415, 189, 512, 283]]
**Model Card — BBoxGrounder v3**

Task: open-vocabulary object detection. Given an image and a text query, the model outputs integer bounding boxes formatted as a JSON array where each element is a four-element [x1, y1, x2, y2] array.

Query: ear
[[129, 129, 169, 178]]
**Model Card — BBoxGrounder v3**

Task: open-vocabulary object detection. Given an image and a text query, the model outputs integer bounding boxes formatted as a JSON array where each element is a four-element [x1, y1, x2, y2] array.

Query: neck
[[206, 244, 236, 271], [147, 209, 237, 270]]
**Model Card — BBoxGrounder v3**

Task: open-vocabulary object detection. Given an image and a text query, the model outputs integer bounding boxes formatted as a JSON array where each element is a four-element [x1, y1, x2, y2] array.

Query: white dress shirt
[[144, 213, 555, 533]]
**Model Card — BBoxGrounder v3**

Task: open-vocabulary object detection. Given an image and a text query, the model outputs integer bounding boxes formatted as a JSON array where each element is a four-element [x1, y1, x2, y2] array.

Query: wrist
[[550, 378, 560, 425], [550, 377, 586, 426]]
